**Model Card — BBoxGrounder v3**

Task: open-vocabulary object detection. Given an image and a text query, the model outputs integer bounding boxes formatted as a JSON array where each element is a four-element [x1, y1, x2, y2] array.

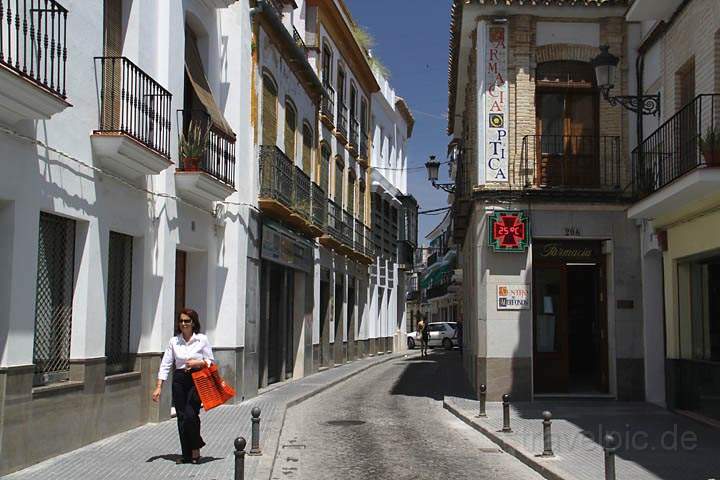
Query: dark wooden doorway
[[536, 61, 599, 187], [533, 240, 608, 394]]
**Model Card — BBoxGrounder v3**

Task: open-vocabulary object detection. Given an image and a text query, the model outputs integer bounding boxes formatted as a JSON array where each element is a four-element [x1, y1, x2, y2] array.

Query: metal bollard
[[234, 437, 246, 480], [248, 407, 262, 456], [476, 384, 487, 417], [502, 394, 512, 433], [603, 434, 617, 480], [541, 411, 554, 457]]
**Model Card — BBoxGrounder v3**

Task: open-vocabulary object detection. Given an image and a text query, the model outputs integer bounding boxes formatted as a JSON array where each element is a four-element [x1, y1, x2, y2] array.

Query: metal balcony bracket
[[602, 88, 660, 117]]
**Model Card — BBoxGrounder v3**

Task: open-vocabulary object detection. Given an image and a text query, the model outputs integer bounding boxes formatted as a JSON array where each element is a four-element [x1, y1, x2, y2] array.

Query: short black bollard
[[502, 394, 512, 433], [248, 407, 262, 456], [604, 434, 617, 480], [541, 411, 553, 457], [234, 437, 246, 480], [476, 384, 487, 418]]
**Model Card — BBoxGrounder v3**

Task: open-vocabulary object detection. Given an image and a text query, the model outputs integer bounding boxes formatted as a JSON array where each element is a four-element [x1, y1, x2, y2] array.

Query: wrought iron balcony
[[292, 165, 311, 222], [354, 218, 363, 253], [359, 133, 369, 161], [326, 199, 342, 240], [95, 56, 172, 157], [336, 102, 348, 139], [633, 94, 720, 199], [519, 135, 623, 194], [363, 224, 374, 257], [0, 0, 68, 98], [341, 209, 353, 247], [292, 26, 306, 50], [349, 117, 359, 149], [179, 111, 235, 187], [259, 145, 293, 208], [321, 84, 335, 125], [311, 182, 327, 230]]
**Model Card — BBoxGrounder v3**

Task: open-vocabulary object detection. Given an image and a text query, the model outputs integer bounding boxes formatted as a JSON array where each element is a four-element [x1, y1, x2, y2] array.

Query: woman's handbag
[[191, 364, 236, 411]]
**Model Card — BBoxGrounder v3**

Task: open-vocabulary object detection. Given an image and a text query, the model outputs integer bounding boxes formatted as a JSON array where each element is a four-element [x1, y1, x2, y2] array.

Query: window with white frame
[[105, 231, 134, 375]]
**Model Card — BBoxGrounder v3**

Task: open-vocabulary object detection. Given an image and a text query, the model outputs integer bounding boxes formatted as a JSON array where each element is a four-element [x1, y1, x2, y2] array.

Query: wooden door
[[174, 250, 187, 322]]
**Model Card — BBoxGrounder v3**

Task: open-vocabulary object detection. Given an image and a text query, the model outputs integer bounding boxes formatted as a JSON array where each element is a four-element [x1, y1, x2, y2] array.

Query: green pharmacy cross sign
[[488, 210, 530, 252]]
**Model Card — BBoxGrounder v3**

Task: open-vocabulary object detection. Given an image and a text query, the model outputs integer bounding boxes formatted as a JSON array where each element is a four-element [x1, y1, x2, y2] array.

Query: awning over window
[[185, 32, 235, 139], [420, 249, 457, 289]]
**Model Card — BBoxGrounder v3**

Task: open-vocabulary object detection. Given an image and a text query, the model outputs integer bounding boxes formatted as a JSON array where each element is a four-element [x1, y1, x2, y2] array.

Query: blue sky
[[345, 0, 453, 243]]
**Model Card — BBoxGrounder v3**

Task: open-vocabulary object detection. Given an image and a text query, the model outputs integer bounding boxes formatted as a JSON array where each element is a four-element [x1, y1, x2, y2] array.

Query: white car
[[407, 322, 459, 350]]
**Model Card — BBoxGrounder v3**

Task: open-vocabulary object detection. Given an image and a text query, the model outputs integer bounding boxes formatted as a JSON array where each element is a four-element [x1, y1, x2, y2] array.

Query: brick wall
[[660, 0, 720, 118], [458, 14, 629, 190]]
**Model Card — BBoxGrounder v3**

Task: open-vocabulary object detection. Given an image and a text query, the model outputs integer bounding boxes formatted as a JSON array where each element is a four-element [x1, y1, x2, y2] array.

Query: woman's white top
[[157, 333, 215, 380]]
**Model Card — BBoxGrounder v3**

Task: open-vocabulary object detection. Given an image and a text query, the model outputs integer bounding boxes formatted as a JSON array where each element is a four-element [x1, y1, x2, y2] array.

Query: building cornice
[[311, 0, 380, 95], [395, 97, 415, 139]]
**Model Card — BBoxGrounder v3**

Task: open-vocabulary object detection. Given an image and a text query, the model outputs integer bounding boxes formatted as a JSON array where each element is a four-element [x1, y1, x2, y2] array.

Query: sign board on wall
[[484, 24, 509, 183], [497, 284, 530, 310], [488, 210, 530, 252]]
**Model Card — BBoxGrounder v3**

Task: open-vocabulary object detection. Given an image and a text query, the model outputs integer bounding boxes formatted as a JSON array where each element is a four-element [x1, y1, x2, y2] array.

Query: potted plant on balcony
[[179, 120, 210, 171], [699, 126, 720, 167]]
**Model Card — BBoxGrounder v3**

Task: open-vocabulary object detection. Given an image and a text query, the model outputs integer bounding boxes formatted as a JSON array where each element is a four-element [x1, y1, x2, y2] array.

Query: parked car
[[407, 322, 459, 350]]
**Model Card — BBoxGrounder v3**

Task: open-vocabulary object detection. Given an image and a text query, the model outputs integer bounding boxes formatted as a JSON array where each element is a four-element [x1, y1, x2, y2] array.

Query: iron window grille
[[105, 231, 134, 375], [33, 212, 75, 386]]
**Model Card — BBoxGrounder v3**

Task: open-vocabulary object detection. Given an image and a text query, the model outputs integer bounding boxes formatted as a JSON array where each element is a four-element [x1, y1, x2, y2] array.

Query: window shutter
[[347, 174, 355, 216], [321, 146, 330, 193], [359, 183, 366, 223], [103, 0, 122, 57], [262, 78, 278, 146], [284, 103, 296, 160], [302, 124, 313, 175], [335, 159, 344, 204], [102, 0, 123, 130]]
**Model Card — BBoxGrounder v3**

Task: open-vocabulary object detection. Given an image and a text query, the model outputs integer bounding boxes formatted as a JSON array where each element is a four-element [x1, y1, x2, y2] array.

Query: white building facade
[[0, 0, 253, 474]]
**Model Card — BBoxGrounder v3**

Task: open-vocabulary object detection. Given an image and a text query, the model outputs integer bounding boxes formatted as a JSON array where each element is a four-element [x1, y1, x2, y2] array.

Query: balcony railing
[[363, 224, 374, 257], [321, 84, 335, 124], [180, 110, 235, 186], [292, 26, 305, 50], [341, 209, 353, 247], [337, 102, 348, 138], [1, 0, 68, 98], [259, 145, 293, 207], [359, 132, 369, 160], [349, 117, 359, 147], [95, 56, 172, 157], [311, 182, 326, 229], [519, 135, 622, 191], [327, 199, 342, 239], [354, 218, 363, 253], [633, 94, 720, 199], [293, 165, 311, 222]]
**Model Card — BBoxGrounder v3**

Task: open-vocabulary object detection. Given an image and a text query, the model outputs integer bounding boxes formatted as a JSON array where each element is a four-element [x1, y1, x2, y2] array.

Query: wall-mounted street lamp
[[425, 155, 455, 193], [591, 45, 660, 117]]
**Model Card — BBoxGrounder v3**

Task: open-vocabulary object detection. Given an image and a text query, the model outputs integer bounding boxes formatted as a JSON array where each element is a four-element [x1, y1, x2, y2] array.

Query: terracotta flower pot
[[182, 156, 202, 171], [703, 150, 720, 167]]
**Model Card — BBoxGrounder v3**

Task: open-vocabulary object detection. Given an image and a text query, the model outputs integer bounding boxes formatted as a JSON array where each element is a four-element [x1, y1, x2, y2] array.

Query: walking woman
[[152, 309, 215, 464], [418, 317, 429, 357]]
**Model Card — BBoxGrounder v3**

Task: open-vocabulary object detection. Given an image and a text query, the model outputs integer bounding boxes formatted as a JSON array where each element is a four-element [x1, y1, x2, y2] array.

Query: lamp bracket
[[601, 88, 661, 116], [431, 181, 456, 193]]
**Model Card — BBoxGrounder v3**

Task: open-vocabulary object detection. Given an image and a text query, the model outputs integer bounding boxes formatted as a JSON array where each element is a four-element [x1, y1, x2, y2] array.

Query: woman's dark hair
[[176, 308, 201, 334]]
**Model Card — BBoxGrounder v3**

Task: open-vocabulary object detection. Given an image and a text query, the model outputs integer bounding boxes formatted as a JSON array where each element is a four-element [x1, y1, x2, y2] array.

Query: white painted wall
[[0, 0, 253, 367]]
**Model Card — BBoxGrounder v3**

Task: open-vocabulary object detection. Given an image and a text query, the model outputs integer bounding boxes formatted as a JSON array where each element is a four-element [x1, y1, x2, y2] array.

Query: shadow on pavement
[[390, 350, 475, 401], [145, 454, 224, 464]]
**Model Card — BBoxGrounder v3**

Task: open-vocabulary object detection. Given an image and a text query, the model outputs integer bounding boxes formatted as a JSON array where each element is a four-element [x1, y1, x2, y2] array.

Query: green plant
[[180, 119, 210, 159], [699, 126, 720, 154], [350, 23, 391, 79]]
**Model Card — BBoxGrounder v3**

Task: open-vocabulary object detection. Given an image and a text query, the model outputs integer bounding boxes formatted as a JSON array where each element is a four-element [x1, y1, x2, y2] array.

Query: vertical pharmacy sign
[[482, 23, 508, 183]]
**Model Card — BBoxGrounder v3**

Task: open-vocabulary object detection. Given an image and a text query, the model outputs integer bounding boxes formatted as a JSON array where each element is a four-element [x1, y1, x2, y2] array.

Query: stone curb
[[261, 351, 411, 479], [443, 398, 571, 480]]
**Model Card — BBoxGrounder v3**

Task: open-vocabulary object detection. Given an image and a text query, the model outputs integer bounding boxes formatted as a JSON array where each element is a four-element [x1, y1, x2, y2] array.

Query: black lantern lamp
[[591, 45, 660, 116], [425, 155, 455, 193]]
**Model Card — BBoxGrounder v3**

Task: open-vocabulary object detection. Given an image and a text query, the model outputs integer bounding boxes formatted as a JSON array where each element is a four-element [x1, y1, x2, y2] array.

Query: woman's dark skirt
[[172, 370, 206, 460]]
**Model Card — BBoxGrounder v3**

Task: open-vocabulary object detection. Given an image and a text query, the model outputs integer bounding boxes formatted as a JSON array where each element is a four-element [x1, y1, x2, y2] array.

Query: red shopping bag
[[191, 364, 235, 411]]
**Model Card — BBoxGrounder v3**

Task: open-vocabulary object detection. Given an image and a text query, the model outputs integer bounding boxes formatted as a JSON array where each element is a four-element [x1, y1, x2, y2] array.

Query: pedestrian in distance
[[419, 317, 429, 357], [152, 308, 216, 464]]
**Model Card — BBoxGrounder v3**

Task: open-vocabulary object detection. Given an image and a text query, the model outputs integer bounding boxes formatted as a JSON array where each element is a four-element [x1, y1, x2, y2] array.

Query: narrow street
[[271, 350, 543, 480]]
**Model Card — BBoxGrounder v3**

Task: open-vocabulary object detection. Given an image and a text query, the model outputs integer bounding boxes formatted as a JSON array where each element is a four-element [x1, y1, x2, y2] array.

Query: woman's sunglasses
[[179, 319, 193, 325]]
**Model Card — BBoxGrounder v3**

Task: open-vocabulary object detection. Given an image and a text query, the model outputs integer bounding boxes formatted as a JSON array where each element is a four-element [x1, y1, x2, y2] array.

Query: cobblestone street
[[271, 350, 543, 480]]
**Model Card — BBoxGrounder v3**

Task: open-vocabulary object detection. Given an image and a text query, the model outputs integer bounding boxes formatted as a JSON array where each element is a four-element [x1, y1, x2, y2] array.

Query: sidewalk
[[4, 352, 405, 480], [445, 396, 720, 480]]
